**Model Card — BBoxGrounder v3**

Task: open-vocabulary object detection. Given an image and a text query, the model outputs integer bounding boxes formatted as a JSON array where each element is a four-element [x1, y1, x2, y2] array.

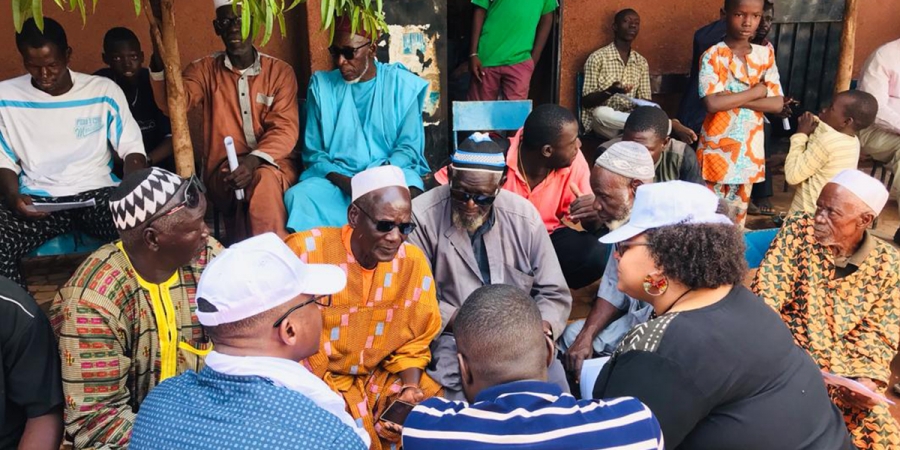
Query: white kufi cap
[[828, 169, 890, 216], [351, 165, 408, 203], [213, 0, 235, 9]]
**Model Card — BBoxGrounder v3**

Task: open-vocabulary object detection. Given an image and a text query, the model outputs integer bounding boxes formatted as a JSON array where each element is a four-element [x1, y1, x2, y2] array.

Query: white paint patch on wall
[[386, 24, 442, 119]]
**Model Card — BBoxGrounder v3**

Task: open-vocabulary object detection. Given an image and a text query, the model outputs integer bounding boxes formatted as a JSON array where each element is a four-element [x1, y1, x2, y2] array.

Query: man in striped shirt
[[402, 284, 664, 450]]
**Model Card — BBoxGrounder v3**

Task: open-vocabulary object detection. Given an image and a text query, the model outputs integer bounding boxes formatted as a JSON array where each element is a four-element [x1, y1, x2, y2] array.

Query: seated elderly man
[[561, 142, 656, 378], [403, 285, 664, 449], [753, 169, 900, 449], [131, 233, 368, 449], [408, 135, 572, 400], [1, 18, 147, 286], [49, 168, 222, 448], [599, 106, 704, 184], [285, 166, 441, 449], [284, 15, 431, 233]]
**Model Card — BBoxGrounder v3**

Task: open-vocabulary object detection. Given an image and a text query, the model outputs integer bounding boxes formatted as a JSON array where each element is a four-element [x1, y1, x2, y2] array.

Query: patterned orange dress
[[752, 214, 900, 449], [285, 225, 442, 449]]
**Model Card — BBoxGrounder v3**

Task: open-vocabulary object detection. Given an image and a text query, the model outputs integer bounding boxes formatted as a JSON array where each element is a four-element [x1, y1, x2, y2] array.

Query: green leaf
[[132, 0, 141, 16], [261, 0, 274, 45], [241, 0, 250, 41], [32, 0, 44, 31], [12, 0, 22, 33]]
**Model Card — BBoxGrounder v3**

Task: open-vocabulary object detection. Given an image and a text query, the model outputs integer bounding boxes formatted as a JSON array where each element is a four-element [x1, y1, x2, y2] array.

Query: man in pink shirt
[[858, 38, 900, 243]]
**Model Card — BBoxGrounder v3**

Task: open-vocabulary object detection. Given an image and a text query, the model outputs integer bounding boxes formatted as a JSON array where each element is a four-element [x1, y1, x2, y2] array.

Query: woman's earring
[[643, 273, 668, 296]]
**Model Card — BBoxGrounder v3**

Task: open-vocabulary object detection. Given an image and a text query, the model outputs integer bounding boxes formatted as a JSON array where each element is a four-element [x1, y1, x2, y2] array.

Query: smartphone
[[378, 400, 415, 427]]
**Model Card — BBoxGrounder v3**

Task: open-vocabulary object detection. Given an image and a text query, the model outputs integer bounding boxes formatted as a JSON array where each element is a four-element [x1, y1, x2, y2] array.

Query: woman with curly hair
[[591, 181, 851, 449]]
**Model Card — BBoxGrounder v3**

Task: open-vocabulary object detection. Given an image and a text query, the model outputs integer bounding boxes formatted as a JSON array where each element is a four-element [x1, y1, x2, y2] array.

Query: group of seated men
[[2, 0, 900, 448]]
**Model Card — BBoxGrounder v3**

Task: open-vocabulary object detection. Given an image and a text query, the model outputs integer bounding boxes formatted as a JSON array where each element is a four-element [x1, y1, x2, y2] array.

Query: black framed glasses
[[357, 205, 416, 235], [614, 241, 649, 256], [328, 41, 371, 61], [450, 188, 498, 206], [272, 295, 332, 328], [145, 174, 206, 227], [213, 16, 242, 31]]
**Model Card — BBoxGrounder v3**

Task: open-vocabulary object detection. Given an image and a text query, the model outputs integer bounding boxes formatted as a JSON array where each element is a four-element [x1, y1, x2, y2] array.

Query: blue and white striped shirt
[[402, 380, 664, 450]]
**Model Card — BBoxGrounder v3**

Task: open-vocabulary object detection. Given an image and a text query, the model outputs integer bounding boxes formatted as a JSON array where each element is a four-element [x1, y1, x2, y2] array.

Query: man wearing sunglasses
[[49, 168, 223, 448], [285, 166, 441, 449], [284, 14, 431, 234], [149, 0, 300, 243], [408, 134, 572, 401]]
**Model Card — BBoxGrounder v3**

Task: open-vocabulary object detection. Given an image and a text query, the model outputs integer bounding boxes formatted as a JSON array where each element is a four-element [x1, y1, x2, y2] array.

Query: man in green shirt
[[468, 0, 557, 101]]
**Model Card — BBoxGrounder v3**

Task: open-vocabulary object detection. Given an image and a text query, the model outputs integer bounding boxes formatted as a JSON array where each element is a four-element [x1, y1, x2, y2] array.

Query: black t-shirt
[[0, 276, 63, 448], [594, 285, 852, 450], [94, 68, 173, 168]]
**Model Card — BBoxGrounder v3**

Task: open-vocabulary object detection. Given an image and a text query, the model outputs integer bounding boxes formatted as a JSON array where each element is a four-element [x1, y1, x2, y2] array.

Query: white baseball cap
[[195, 233, 347, 326], [599, 181, 733, 244]]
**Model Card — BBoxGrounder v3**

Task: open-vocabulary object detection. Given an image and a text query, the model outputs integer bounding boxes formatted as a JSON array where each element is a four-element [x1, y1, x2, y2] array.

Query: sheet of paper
[[580, 356, 611, 400], [25, 199, 96, 213], [630, 98, 661, 109], [822, 371, 895, 405]]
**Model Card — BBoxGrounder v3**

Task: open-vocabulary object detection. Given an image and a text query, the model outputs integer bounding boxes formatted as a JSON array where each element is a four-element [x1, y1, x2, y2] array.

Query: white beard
[[344, 58, 370, 85]]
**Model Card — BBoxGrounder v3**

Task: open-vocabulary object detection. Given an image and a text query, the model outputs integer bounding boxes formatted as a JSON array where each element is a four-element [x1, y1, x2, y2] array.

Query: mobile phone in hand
[[379, 400, 415, 427]]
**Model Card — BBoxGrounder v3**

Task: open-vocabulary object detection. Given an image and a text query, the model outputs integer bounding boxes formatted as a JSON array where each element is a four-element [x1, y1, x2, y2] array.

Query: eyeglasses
[[145, 174, 206, 227], [328, 41, 371, 61], [357, 205, 417, 235], [614, 241, 649, 256], [272, 295, 332, 328], [450, 188, 498, 206], [213, 16, 242, 31]]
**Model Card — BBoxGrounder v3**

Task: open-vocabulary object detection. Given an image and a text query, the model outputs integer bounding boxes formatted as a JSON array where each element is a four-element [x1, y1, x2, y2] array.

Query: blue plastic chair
[[26, 232, 105, 258], [451, 100, 533, 151], [743, 228, 779, 270]]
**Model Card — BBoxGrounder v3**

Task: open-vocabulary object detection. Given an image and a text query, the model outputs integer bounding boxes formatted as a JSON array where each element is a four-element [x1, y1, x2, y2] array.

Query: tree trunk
[[835, 0, 859, 94], [144, 0, 195, 177]]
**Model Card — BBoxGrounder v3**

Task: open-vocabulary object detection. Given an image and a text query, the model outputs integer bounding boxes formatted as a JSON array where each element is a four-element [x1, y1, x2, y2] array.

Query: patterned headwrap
[[450, 132, 507, 174], [335, 14, 374, 40], [109, 167, 185, 231]]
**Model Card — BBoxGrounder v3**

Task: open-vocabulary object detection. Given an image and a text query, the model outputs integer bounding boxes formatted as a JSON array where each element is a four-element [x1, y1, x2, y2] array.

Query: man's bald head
[[455, 285, 549, 396]]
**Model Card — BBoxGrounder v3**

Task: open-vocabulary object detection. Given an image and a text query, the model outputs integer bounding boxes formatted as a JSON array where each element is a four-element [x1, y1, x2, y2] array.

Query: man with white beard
[[561, 141, 656, 381], [408, 134, 573, 401]]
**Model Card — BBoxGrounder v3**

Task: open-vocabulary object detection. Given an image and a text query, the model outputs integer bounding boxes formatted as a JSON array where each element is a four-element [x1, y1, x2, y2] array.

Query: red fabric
[[335, 14, 373, 40], [467, 59, 535, 101]]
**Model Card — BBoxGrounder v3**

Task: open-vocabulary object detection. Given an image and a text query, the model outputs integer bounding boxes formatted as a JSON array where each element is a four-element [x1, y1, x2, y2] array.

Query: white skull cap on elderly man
[[213, 0, 238, 9], [351, 165, 408, 203], [828, 169, 890, 215]]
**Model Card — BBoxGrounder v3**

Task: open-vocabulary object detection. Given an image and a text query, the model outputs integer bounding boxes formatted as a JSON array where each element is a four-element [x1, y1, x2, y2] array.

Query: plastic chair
[[26, 232, 105, 258], [451, 100, 533, 151], [743, 228, 779, 270]]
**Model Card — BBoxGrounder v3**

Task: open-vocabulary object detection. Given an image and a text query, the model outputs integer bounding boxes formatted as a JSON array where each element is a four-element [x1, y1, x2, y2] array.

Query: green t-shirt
[[473, 0, 558, 68]]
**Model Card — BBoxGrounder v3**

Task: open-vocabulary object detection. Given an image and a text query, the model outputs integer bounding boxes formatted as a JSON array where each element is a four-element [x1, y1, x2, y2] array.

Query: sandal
[[755, 199, 777, 216]]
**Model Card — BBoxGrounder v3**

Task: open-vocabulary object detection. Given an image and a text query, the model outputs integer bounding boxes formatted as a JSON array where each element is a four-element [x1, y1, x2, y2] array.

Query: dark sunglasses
[[614, 241, 649, 256], [213, 16, 242, 31], [272, 295, 332, 328], [357, 205, 417, 235], [450, 188, 498, 206], [328, 41, 371, 61], [145, 174, 206, 227]]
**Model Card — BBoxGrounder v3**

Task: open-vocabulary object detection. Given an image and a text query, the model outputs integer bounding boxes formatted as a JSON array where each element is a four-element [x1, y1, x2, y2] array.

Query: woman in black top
[[592, 181, 851, 450]]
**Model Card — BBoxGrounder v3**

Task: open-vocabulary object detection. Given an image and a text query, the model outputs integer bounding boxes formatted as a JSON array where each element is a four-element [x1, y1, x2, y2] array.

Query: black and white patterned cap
[[109, 167, 185, 231]]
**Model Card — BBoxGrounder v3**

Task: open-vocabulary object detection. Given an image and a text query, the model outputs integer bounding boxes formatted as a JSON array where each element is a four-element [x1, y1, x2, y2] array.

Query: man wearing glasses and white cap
[[149, 0, 300, 243], [285, 165, 441, 450], [50, 168, 222, 448], [754, 169, 900, 448], [131, 233, 369, 449]]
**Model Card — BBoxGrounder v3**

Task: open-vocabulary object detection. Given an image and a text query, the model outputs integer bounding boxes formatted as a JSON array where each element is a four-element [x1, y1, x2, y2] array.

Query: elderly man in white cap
[[149, 0, 299, 243], [753, 169, 900, 449], [285, 165, 441, 450], [562, 141, 656, 379], [130, 233, 369, 449]]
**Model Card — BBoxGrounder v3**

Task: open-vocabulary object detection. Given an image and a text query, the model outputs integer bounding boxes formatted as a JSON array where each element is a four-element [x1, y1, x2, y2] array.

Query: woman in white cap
[[592, 181, 851, 449]]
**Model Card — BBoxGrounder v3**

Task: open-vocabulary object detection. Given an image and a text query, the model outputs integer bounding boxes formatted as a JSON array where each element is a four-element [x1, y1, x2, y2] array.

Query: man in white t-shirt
[[0, 18, 147, 286]]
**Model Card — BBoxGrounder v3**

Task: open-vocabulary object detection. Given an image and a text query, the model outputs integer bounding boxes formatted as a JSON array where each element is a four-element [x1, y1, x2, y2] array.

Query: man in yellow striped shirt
[[785, 91, 878, 214]]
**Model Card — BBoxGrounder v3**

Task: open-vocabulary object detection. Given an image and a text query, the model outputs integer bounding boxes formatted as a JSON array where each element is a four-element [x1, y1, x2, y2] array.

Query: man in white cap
[[149, 0, 299, 243], [49, 167, 222, 448], [753, 169, 900, 449], [285, 165, 441, 450], [130, 233, 369, 449], [409, 134, 572, 401], [562, 141, 656, 379]]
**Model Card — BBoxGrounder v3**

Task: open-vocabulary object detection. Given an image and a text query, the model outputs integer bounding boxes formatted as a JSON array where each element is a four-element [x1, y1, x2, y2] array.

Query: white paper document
[[822, 371, 895, 405], [25, 199, 96, 213], [580, 356, 611, 400]]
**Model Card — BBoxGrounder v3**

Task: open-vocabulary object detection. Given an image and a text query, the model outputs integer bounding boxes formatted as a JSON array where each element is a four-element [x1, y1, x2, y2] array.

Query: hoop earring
[[643, 274, 668, 296]]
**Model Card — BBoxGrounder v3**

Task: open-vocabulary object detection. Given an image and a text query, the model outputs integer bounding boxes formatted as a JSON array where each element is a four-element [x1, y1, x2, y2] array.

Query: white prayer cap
[[351, 165, 408, 203], [195, 233, 346, 326], [213, 0, 236, 9], [828, 169, 890, 215], [595, 141, 655, 181]]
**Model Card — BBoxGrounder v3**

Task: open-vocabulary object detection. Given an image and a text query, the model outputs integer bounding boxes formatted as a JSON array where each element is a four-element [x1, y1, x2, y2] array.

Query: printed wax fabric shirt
[[130, 367, 367, 450], [697, 42, 783, 184], [0, 70, 145, 197]]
